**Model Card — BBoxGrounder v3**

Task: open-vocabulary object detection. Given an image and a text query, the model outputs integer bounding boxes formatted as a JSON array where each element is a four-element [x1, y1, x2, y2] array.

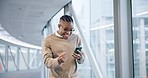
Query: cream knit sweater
[[42, 33, 84, 78]]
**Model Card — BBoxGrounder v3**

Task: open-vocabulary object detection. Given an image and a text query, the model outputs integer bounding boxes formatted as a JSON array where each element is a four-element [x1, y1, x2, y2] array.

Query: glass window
[[72, 0, 114, 78], [19, 47, 28, 70], [8, 46, 17, 71], [0, 44, 5, 72], [51, 8, 64, 33], [132, 0, 148, 78], [90, 0, 115, 78], [29, 49, 37, 69]]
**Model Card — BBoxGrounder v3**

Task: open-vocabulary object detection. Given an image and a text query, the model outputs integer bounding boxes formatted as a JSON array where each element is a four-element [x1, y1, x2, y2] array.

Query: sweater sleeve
[[77, 52, 85, 64], [42, 38, 59, 68], [76, 35, 85, 64]]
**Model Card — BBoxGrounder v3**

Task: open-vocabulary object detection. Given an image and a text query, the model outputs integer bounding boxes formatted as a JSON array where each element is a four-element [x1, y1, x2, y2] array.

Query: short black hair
[[60, 15, 73, 22]]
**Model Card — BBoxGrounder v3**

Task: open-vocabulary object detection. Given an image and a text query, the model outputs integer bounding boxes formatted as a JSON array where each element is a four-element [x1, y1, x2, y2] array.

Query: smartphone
[[74, 47, 82, 54]]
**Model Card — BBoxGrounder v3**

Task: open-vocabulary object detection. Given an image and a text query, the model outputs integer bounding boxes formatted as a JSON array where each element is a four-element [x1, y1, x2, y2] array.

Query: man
[[42, 15, 85, 78]]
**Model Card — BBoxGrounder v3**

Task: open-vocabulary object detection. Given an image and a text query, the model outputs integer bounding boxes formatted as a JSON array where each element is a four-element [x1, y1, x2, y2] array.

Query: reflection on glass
[[90, 0, 114, 78], [132, 0, 148, 78], [72, 0, 114, 78]]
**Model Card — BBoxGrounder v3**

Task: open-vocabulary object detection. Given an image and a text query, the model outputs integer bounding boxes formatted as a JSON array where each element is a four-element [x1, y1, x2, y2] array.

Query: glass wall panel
[[72, 0, 114, 78], [91, 0, 114, 77], [72, 0, 93, 78], [8, 46, 17, 71], [29, 49, 37, 68], [132, 0, 148, 78], [36, 51, 42, 68], [51, 8, 64, 33], [0, 44, 5, 72], [19, 47, 28, 70]]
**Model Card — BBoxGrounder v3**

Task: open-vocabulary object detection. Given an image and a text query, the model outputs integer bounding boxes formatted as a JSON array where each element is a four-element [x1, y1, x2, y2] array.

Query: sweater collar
[[55, 31, 63, 38]]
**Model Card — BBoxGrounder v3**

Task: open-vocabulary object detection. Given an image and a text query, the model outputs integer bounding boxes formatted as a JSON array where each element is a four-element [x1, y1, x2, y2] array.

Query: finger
[[77, 50, 80, 53], [73, 52, 78, 56], [73, 52, 81, 57], [59, 57, 65, 63], [72, 54, 80, 59], [60, 52, 66, 56], [72, 54, 77, 58], [62, 52, 66, 55]]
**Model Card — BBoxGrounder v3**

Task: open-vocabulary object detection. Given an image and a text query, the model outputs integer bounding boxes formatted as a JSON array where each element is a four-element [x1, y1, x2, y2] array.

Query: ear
[[58, 24, 60, 28]]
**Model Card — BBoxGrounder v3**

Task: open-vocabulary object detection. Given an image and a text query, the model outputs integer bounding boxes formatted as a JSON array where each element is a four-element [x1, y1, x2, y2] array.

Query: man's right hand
[[58, 52, 66, 65]]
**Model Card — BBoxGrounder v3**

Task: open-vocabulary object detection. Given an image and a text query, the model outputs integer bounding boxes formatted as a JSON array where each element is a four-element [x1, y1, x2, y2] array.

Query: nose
[[65, 31, 71, 35]]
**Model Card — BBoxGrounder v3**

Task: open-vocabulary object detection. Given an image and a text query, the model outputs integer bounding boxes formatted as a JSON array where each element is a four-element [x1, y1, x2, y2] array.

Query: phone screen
[[74, 47, 82, 54]]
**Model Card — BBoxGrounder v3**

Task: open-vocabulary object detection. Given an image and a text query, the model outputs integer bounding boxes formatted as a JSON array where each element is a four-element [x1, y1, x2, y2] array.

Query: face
[[58, 20, 75, 39]]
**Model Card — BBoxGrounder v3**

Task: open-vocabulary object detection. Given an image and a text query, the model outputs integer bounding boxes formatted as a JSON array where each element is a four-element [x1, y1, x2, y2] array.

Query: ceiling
[[0, 0, 71, 47]]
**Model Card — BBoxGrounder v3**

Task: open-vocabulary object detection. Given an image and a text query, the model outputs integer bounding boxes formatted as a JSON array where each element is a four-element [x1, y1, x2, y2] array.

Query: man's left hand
[[72, 51, 82, 60]]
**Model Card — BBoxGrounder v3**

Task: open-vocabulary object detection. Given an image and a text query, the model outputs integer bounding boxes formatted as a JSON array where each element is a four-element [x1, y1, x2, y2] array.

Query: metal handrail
[[69, 2, 103, 78]]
